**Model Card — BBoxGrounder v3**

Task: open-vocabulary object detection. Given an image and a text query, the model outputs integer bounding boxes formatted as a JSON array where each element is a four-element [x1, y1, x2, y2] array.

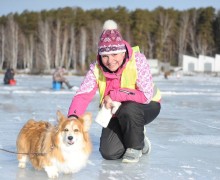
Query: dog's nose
[[68, 136, 73, 141]]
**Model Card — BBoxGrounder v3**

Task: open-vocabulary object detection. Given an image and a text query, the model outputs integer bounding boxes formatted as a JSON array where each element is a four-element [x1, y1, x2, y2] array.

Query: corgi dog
[[16, 111, 92, 179]]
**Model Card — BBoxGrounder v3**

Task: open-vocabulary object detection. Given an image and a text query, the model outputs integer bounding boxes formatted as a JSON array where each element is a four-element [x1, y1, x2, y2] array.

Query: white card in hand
[[95, 105, 112, 128]]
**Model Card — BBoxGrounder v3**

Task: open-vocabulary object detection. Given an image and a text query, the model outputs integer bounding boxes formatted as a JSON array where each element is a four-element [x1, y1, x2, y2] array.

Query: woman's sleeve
[[135, 53, 153, 103], [68, 63, 98, 117]]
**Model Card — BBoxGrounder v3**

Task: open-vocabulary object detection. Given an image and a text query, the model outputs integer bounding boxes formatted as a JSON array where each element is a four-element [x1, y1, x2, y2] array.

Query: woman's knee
[[99, 146, 124, 160], [143, 102, 161, 124]]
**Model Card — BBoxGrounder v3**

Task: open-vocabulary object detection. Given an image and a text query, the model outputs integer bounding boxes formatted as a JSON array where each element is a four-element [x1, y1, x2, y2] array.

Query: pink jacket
[[68, 41, 154, 117]]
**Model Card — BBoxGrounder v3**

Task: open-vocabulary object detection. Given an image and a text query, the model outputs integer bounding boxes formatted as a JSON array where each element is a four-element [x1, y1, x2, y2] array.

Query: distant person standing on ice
[[52, 67, 73, 89], [68, 20, 161, 163]]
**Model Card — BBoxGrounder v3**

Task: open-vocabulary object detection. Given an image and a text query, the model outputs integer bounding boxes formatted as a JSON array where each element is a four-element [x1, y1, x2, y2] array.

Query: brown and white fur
[[16, 111, 92, 178]]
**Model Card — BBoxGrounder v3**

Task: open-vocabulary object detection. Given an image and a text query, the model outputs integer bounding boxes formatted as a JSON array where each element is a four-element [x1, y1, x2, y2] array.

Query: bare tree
[[0, 25, 5, 70], [197, 34, 208, 55], [60, 28, 68, 67], [79, 27, 86, 72], [5, 15, 19, 69], [188, 10, 199, 56], [37, 18, 51, 71], [159, 13, 173, 46], [187, 9, 213, 56], [67, 25, 76, 70], [147, 32, 154, 59], [28, 34, 34, 70], [178, 11, 190, 66], [53, 19, 61, 68], [156, 12, 173, 61], [18, 32, 26, 69], [22, 34, 34, 71], [90, 20, 102, 53]]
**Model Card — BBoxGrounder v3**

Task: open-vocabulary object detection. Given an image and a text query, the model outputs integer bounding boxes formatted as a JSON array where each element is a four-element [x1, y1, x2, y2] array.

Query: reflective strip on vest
[[152, 84, 161, 102]]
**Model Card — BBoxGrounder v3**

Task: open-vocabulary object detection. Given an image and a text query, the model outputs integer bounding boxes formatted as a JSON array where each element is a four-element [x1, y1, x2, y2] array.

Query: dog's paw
[[47, 171, 59, 179], [111, 101, 121, 114], [45, 166, 59, 179], [18, 162, 26, 168]]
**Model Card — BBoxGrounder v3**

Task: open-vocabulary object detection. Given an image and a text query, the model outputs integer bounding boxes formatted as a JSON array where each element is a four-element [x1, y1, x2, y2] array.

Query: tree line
[[0, 6, 219, 74]]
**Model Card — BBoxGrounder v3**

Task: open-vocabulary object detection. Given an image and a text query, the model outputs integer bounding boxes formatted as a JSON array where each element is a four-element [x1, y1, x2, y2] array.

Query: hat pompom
[[103, 20, 118, 30]]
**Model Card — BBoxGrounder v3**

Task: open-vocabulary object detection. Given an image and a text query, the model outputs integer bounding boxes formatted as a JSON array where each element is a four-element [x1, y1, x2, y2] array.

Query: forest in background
[[0, 6, 220, 74]]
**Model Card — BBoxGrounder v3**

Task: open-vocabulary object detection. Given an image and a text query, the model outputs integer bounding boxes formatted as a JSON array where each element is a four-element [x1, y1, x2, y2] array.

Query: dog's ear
[[82, 112, 92, 132], [56, 110, 65, 123]]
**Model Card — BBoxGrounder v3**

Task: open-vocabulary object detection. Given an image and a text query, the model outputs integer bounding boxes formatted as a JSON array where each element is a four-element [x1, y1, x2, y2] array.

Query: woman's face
[[101, 52, 125, 72]]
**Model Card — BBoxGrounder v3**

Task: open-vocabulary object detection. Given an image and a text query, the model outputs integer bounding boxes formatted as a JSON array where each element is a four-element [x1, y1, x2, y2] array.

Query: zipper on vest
[[119, 89, 135, 95]]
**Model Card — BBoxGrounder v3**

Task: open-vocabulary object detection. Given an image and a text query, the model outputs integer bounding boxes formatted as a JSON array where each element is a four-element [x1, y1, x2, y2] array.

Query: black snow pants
[[99, 101, 161, 160]]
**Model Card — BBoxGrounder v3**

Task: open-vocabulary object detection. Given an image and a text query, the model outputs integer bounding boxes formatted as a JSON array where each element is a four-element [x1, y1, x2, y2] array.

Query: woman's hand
[[103, 95, 113, 109]]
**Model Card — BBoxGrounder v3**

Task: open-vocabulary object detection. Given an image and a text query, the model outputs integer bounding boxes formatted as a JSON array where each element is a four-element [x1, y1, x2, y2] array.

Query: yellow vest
[[94, 46, 161, 103]]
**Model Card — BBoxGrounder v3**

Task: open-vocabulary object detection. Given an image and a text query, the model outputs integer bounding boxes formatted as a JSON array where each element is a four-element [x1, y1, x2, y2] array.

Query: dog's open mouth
[[67, 141, 75, 145]]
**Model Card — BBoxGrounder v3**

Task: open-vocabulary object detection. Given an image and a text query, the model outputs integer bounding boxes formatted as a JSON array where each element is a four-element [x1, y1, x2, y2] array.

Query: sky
[[0, 0, 220, 16]]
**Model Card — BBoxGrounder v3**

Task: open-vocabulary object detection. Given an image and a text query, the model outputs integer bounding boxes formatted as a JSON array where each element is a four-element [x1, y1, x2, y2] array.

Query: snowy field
[[0, 74, 220, 180]]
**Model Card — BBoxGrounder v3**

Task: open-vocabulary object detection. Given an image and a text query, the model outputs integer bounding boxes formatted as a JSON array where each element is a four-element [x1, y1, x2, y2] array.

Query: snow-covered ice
[[0, 74, 220, 180]]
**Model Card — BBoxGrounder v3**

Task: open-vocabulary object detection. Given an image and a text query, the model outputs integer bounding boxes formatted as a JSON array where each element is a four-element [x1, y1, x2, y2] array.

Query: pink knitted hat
[[98, 20, 126, 55]]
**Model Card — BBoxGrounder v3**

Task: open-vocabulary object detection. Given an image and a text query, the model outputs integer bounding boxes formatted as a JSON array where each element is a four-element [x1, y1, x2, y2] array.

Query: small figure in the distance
[[4, 68, 16, 85], [52, 67, 73, 89], [164, 71, 170, 79]]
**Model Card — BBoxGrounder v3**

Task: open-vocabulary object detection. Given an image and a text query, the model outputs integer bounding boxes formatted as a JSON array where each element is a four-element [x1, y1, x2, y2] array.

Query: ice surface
[[0, 74, 220, 180]]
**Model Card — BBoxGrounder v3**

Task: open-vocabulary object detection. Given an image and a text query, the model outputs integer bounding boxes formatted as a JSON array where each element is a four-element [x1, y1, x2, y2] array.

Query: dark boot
[[65, 81, 73, 89]]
